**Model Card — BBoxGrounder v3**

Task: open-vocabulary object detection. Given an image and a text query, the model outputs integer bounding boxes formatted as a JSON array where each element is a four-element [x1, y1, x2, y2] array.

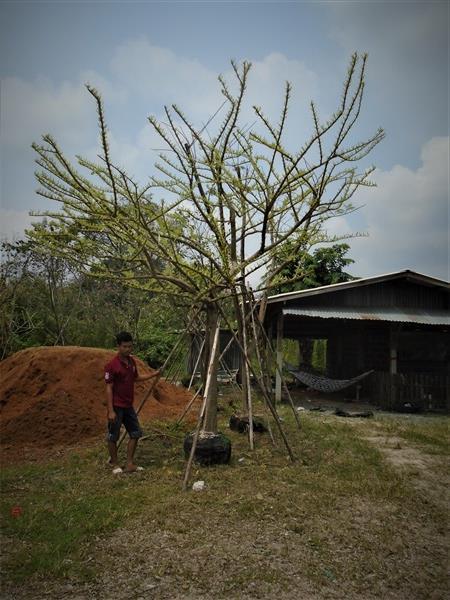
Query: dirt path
[[354, 419, 449, 514]]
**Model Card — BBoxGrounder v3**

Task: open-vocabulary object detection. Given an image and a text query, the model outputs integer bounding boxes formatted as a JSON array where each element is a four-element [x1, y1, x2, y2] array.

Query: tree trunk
[[202, 302, 219, 433]]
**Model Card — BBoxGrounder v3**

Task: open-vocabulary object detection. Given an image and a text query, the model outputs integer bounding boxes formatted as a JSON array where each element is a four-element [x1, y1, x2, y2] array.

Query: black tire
[[229, 415, 267, 434], [183, 432, 232, 466]]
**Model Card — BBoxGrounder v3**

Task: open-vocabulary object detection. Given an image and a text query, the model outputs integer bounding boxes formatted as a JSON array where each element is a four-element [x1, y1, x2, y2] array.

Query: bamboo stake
[[248, 293, 275, 446], [165, 337, 187, 385], [177, 331, 241, 425], [188, 337, 205, 389], [182, 321, 221, 491], [176, 383, 203, 424], [249, 292, 301, 430], [240, 296, 254, 450], [167, 351, 185, 386], [217, 304, 295, 462]]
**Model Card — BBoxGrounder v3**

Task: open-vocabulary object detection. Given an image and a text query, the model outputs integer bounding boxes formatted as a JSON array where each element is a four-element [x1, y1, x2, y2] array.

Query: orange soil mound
[[0, 346, 193, 455]]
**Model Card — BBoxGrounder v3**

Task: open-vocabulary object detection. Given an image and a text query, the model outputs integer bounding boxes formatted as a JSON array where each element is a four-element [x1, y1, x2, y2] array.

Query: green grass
[[1, 421, 188, 582], [1, 407, 449, 598], [357, 413, 450, 455]]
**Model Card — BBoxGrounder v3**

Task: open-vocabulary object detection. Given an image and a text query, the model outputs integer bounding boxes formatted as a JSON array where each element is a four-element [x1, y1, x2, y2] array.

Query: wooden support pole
[[188, 337, 205, 390], [182, 322, 220, 491], [246, 292, 301, 430], [275, 310, 284, 404], [389, 324, 400, 409], [217, 304, 295, 462], [202, 303, 220, 433], [176, 384, 203, 424], [249, 295, 275, 446], [240, 297, 254, 451], [389, 325, 398, 375]]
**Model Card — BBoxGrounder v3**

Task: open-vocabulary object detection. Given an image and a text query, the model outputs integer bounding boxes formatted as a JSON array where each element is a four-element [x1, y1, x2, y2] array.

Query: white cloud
[[107, 40, 319, 158], [109, 37, 221, 121], [0, 209, 39, 241], [1, 77, 96, 149], [327, 137, 449, 280], [1, 40, 321, 210]]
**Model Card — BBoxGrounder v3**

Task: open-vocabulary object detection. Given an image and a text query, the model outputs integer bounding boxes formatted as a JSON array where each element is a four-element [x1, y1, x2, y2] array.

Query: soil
[[0, 346, 194, 463], [362, 433, 450, 513], [288, 387, 378, 414]]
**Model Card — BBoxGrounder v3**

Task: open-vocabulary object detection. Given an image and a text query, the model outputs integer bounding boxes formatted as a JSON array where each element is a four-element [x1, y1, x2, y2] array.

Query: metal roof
[[282, 306, 450, 325], [267, 269, 450, 304]]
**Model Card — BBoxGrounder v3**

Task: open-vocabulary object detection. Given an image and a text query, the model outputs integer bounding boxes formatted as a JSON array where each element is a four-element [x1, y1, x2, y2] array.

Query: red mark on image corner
[[10, 506, 22, 518]]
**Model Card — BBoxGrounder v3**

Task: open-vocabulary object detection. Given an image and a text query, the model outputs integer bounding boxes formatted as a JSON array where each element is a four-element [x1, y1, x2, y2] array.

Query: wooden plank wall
[[369, 371, 450, 412]]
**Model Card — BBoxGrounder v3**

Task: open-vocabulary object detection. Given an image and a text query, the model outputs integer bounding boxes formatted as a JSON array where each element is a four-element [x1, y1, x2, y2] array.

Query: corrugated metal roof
[[283, 306, 450, 325], [267, 270, 450, 304]]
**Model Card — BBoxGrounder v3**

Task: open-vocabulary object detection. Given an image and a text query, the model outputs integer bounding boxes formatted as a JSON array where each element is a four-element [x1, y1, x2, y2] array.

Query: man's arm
[[106, 383, 116, 421], [135, 370, 160, 383]]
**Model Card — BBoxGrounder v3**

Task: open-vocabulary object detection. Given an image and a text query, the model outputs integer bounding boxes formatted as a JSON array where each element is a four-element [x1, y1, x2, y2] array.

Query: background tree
[[268, 242, 355, 294], [267, 242, 356, 372], [0, 232, 182, 361]]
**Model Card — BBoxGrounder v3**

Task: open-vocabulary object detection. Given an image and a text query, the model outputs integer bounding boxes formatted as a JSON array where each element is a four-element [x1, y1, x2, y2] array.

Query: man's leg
[[126, 437, 138, 471], [123, 407, 143, 472], [108, 440, 119, 466], [106, 408, 123, 468]]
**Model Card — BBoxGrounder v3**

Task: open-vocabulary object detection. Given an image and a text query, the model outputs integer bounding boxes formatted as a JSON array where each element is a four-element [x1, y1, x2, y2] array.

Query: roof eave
[[266, 269, 450, 305]]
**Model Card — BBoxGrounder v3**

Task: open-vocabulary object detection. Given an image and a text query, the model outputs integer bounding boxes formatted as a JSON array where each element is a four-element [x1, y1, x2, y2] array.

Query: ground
[[1, 388, 448, 600]]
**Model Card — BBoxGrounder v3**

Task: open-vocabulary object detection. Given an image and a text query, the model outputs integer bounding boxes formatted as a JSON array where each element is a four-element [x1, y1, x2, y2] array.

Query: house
[[264, 270, 449, 411]]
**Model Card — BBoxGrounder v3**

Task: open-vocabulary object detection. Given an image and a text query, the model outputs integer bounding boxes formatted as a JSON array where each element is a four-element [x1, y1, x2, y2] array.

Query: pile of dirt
[[0, 346, 194, 458]]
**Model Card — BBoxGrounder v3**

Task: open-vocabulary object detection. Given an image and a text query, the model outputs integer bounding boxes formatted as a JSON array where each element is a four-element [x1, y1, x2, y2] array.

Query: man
[[104, 331, 159, 474]]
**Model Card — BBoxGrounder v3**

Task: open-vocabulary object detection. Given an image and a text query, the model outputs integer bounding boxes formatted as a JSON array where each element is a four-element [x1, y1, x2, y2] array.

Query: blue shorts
[[107, 407, 142, 442]]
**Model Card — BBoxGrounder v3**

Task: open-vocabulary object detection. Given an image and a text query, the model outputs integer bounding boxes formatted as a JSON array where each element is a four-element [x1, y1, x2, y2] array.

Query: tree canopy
[[26, 54, 384, 438], [268, 242, 356, 294], [29, 54, 383, 305]]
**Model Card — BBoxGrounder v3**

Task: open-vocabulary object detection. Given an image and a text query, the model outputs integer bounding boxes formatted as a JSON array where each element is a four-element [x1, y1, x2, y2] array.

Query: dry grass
[[1, 403, 448, 599]]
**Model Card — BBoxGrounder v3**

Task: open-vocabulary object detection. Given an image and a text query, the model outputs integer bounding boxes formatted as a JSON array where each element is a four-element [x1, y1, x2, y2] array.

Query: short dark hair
[[116, 331, 133, 345]]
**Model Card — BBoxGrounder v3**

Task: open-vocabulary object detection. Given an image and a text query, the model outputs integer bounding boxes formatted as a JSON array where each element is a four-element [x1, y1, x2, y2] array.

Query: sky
[[0, 0, 449, 281]]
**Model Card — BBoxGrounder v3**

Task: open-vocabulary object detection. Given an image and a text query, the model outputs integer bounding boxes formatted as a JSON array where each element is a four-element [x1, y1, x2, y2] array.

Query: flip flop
[[112, 466, 123, 475], [125, 466, 145, 473]]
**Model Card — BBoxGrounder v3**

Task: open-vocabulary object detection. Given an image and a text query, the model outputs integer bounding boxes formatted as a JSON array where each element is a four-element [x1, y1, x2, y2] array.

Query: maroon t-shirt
[[104, 354, 138, 408]]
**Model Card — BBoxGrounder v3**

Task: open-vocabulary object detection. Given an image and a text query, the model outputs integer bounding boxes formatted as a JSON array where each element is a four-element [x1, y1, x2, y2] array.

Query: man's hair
[[116, 331, 133, 345]]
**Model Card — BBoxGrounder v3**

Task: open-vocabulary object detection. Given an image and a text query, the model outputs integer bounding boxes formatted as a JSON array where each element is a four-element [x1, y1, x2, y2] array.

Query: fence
[[369, 371, 449, 412]]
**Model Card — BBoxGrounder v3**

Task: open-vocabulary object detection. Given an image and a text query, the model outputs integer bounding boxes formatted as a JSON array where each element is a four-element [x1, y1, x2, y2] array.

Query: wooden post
[[217, 304, 295, 462], [389, 324, 399, 408], [182, 322, 220, 491], [275, 310, 284, 404], [202, 303, 219, 433], [249, 298, 275, 446], [188, 337, 205, 389], [251, 306, 301, 430], [389, 330, 398, 374], [240, 297, 254, 451]]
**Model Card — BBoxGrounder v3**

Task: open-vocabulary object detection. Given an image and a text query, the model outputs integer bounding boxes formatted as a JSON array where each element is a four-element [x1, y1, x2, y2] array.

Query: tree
[[267, 242, 356, 372], [29, 54, 384, 445], [268, 242, 355, 294], [0, 232, 170, 358]]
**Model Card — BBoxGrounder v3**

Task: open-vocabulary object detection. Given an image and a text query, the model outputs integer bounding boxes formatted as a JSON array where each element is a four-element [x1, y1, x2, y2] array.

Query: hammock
[[285, 363, 374, 393]]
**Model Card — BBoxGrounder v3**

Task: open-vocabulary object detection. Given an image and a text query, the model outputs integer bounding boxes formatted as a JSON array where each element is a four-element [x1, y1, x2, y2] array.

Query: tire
[[183, 432, 232, 466], [229, 415, 267, 434]]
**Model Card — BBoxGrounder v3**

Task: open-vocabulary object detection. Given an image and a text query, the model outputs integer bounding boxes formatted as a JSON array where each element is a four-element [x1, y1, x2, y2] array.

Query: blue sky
[[1, 0, 448, 279]]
